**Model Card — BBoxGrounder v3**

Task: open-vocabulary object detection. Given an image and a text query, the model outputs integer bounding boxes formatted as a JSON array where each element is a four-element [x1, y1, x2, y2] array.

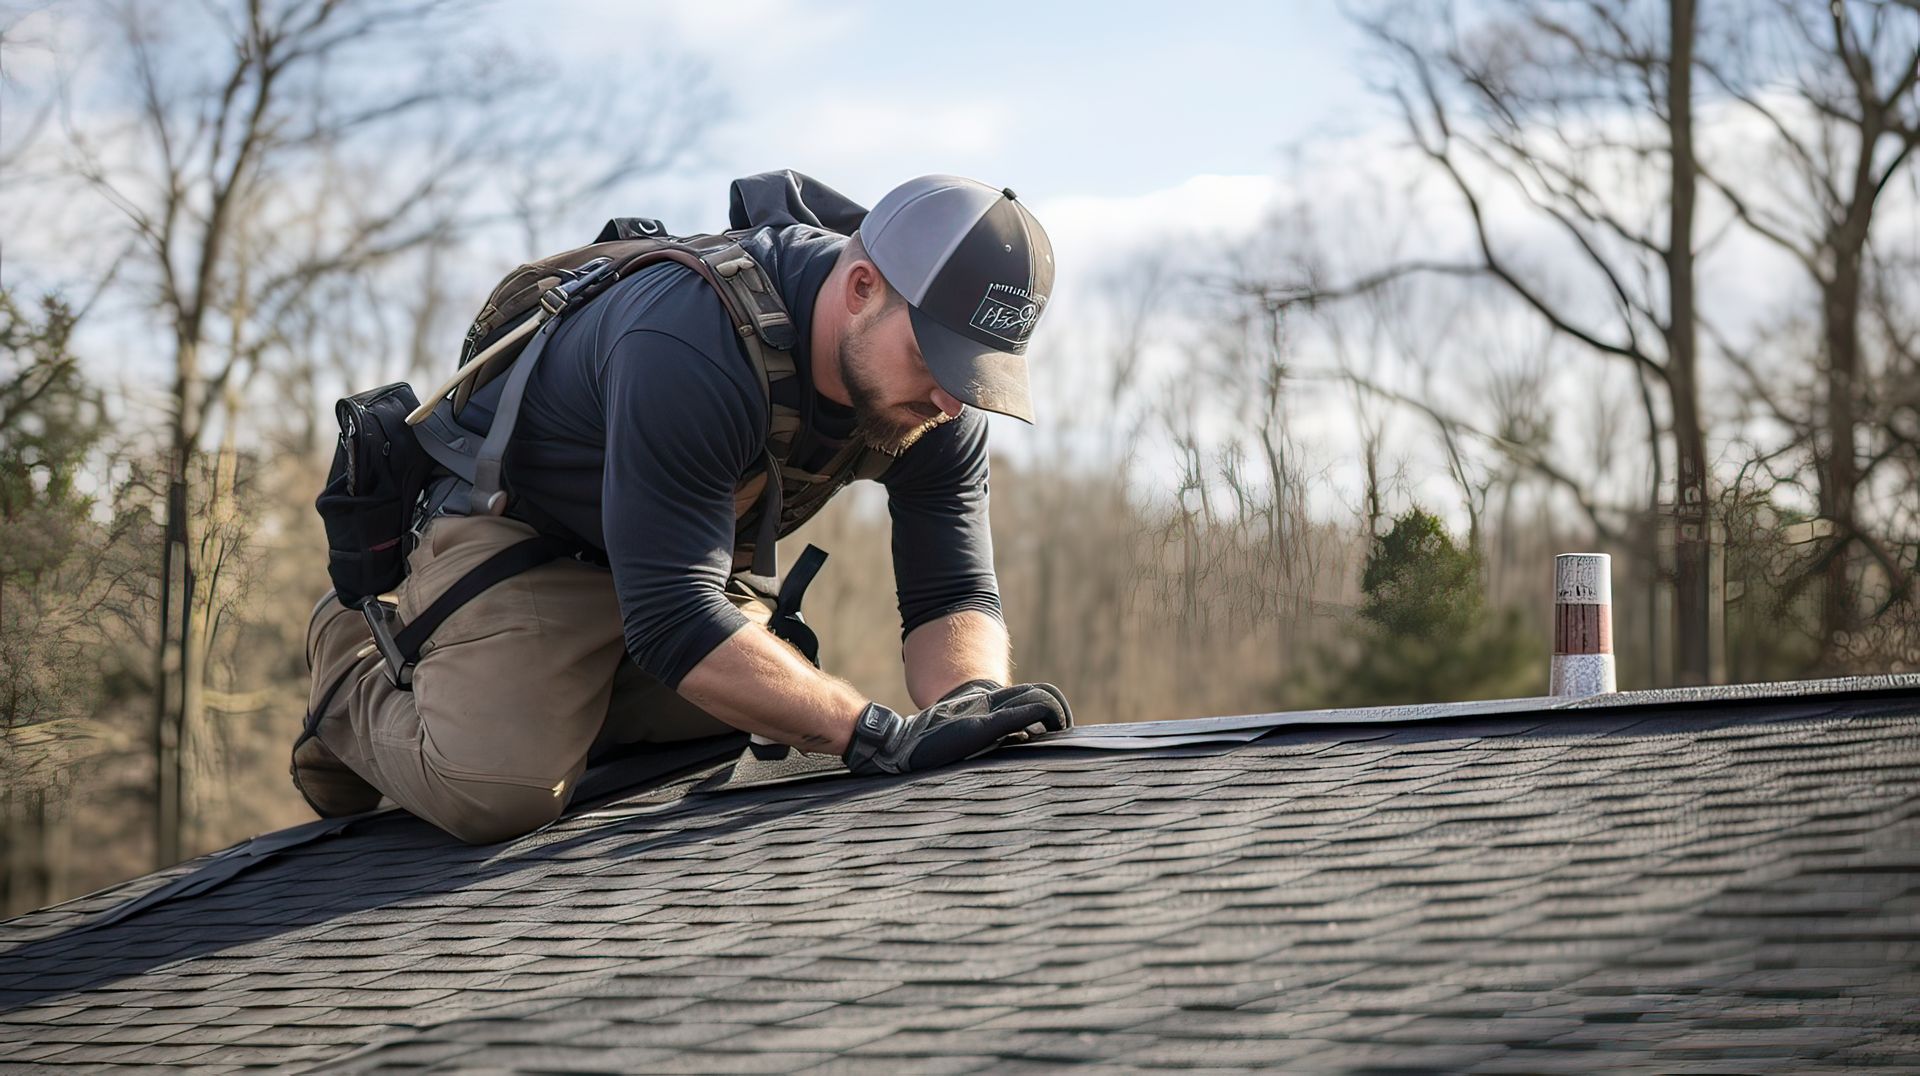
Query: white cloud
[[1036, 174, 1290, 277], [510, 0, 863, 56], [735, 96, 1008, 181], [637, 0, 862, 51]]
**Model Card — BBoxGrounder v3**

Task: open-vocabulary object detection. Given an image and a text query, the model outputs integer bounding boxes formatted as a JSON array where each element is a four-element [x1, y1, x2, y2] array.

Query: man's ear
[[845, 260, 886, 318]]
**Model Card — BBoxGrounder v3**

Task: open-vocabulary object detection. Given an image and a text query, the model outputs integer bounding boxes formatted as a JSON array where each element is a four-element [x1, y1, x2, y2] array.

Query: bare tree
[[1698, 0, 1920, 669], [1311, 0, 1718, 682], [47, 0, 722, 866], [0, 288, 155, 912]]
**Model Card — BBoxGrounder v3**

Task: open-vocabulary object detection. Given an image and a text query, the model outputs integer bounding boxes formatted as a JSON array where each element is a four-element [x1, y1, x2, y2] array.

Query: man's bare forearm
[[903, 610, 1012, 709], [674, 625, 867, 755], [674, 610, 1011, 754]]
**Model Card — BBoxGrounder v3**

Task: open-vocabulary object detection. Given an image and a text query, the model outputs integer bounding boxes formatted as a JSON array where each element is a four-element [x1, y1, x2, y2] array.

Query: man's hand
[[842, 681, 1073, 776]]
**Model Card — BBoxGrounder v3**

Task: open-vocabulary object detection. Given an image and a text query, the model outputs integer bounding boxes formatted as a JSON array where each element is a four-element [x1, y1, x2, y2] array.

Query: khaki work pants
[[300, 513, 768, 844]]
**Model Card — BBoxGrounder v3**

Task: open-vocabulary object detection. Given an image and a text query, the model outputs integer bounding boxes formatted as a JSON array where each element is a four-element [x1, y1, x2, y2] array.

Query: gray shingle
[[1, 678, 1918, 1070]]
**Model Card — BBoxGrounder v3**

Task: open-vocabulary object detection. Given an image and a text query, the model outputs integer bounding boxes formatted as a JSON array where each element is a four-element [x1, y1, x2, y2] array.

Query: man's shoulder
[[601, 224, 840, 343], [598, 257, 738, 344], [583, 257, 763, 394]]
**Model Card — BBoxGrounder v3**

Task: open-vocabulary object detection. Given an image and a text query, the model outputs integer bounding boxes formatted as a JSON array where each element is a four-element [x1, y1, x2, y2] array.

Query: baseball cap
[[855, 175, 1055, 423]]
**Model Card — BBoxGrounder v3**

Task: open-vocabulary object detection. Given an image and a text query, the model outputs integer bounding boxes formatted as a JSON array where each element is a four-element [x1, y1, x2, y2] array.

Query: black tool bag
[[315, 382, 439, 608]]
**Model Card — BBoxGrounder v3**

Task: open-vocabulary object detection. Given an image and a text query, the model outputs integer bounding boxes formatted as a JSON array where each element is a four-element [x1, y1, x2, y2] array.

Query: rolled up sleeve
[[881, 411, 1003, 639]]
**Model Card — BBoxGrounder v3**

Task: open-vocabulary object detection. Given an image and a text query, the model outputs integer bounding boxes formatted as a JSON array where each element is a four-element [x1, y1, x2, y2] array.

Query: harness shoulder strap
[[697, 241, 801, 578], [414, 408, 481, 483], [700, 240, 798, 352], [465, 315, 562, 516]]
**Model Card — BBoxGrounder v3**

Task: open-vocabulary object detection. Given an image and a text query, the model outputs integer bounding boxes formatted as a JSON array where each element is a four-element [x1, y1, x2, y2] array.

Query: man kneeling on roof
[[295, 173, 1073, 844]]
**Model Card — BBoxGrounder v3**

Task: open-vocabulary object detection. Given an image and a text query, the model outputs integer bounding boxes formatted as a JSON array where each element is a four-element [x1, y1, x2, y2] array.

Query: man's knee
[[434, 779, 571, 845]]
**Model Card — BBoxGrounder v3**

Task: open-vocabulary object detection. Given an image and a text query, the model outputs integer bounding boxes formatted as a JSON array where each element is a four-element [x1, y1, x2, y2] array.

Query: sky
[[2, 0, 1832, 525], [499, 1, 1377, 204]]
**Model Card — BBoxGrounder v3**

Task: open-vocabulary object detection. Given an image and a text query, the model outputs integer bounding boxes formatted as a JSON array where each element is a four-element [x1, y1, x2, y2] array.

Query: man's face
[[839, 298, 964, 456]]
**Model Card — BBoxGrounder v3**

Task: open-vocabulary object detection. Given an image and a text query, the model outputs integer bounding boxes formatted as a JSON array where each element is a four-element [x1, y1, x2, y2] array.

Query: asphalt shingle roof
[[3, 677, 1919, 1071]]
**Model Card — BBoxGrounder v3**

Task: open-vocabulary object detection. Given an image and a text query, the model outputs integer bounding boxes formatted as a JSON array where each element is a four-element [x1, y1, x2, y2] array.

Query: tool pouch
[[315, 382, 440, 609]]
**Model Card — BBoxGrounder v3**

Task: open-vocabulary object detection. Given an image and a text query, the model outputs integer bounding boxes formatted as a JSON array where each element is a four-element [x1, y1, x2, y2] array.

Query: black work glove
[[843, 681, 1073, 776], [939, 678, 1005, 701]]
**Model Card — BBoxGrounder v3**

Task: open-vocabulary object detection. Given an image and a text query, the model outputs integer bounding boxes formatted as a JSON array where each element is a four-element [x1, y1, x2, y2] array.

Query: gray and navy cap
[[857, 175, 1055, 423]]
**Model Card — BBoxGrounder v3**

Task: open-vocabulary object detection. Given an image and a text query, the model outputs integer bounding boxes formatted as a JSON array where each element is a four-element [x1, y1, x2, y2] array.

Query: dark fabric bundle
[[315, 382, 437, 608]]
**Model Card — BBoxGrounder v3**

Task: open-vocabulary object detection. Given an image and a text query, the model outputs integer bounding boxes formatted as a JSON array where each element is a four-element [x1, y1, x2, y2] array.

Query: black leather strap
[[774, 544, 828, 618], [765, 544, 828, 666], [392, 536, 571, 662]]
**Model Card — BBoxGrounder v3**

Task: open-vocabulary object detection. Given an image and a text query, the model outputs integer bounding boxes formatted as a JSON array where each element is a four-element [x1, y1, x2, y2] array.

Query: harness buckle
[[537, 257, 619, 319], [360, 598, 415, 691]]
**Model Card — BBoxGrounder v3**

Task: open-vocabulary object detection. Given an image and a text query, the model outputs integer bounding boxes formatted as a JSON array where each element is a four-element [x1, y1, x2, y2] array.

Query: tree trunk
[[3, 784, 52, 917], [1667, 0, 1712, 685], [155, 321, 199, 869], [154, 471, 187, 869], [179, 548, 204, 857], [1818, 233, 1867, 673], [2, 784, 13, 916]]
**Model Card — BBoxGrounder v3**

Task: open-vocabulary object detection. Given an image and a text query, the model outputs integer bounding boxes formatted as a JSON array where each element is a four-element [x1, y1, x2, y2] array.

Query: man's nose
[[931, 387, 964, 419]]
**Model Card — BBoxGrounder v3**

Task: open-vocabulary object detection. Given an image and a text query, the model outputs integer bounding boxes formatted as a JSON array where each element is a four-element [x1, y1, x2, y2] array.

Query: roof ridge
[[1026, 673, 1920, 746]]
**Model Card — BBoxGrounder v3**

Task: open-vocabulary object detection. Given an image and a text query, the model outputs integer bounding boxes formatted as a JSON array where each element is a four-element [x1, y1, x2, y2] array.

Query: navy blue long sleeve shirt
[[456, 224, 1001, 688]]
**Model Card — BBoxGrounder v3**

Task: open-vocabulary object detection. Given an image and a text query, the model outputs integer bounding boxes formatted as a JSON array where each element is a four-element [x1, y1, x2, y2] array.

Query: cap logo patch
[[970, 283, 1047, 348]]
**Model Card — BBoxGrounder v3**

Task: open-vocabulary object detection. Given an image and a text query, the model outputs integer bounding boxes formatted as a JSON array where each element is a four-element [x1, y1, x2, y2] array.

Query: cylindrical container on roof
[[1550, 553, 1616, 697]]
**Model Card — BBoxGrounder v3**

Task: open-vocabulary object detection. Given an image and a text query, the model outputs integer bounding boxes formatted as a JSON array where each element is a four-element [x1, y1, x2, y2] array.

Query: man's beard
[[841, 323, 945, 456]]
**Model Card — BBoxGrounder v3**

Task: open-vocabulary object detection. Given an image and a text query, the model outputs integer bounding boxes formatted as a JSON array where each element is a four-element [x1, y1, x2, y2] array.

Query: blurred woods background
[[2, 0, 1917, 911]]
